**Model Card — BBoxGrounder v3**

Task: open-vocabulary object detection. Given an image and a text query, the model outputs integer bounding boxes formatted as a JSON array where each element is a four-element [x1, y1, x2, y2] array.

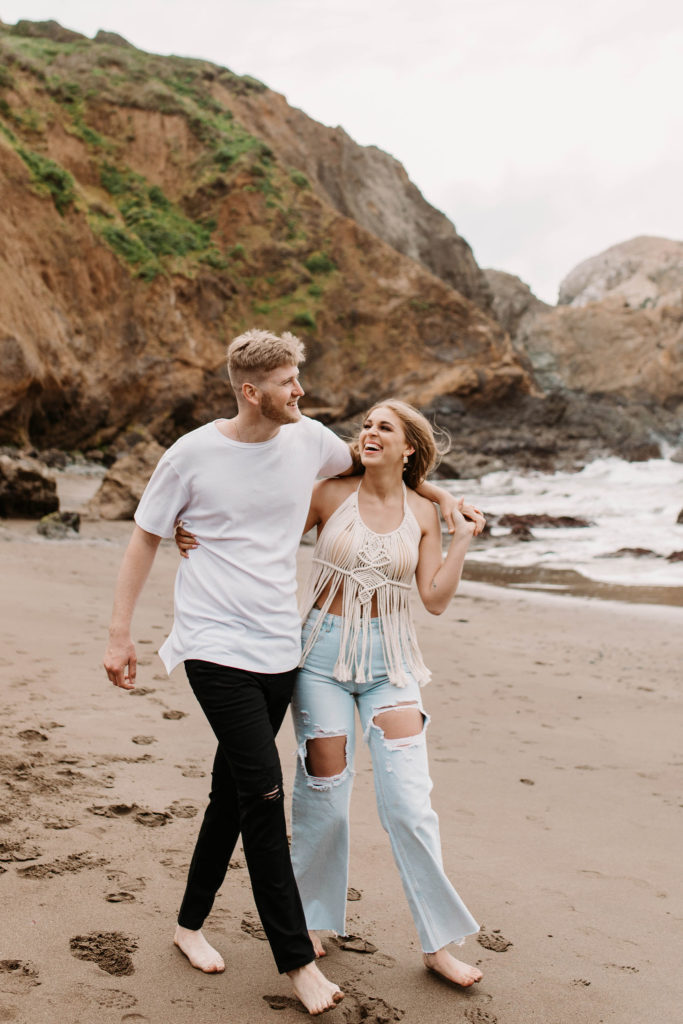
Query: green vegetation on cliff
[[0, 19, 321, 304]]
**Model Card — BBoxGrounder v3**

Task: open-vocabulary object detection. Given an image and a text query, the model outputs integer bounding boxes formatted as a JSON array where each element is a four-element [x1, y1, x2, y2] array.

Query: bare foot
[[309, 930, 327, 958], [287, 960, 343, 1015], [423, 948, 482, 987], [174, 925, 225, 973]]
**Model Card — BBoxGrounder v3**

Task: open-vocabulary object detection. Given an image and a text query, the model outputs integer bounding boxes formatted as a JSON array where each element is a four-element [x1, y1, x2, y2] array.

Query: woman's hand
[[174, 520, 199, 558]]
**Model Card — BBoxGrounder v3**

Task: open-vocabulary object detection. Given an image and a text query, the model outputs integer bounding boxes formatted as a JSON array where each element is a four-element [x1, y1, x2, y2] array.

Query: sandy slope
[[1, 518, 681, 1024]]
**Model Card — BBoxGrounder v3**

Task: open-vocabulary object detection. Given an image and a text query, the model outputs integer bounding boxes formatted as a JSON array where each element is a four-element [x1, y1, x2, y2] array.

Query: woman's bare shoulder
[[313, 475, 357, 507], [406, 488, 440, 529]]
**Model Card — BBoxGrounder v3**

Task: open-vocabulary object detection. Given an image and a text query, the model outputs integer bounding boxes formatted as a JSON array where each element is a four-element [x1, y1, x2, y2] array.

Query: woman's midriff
[[315, 579, 380, 617]]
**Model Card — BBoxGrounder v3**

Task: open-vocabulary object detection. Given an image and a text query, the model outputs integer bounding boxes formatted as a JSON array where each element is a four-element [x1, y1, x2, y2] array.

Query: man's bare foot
[[174, 925, 225, 973], [309, 930, 327, 958], [287, 961, 343, 1015], [423, 948, 482, 987]]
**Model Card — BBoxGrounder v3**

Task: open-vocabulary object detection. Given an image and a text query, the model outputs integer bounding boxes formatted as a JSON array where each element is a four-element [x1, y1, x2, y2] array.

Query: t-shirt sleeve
[[134, 454, 190, 539], [316, 421, 353, 478]]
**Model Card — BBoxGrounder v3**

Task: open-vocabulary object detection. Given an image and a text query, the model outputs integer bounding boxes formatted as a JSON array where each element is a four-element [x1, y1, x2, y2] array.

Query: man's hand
[[443, 496, 487, 537], [431, 488, 486, 536], [104, 633, 137, 690]]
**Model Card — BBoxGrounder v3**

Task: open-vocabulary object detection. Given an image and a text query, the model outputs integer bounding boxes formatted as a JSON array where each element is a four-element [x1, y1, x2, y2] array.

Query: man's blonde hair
[[227, 329, 305, 390]]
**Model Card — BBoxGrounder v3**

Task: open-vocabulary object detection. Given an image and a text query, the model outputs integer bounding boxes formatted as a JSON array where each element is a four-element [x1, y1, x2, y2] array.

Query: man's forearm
[[415, 479, 450, 504], [108, 526, 162, 637]]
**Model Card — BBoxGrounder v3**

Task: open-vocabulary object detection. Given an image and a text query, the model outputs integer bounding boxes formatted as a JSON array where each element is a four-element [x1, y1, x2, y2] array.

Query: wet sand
[[1, 511, 681, 1024]]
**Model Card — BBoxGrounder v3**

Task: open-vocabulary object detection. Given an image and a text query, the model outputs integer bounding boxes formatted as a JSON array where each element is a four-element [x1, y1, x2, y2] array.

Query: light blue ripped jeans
[[290, 611, 479, 954]]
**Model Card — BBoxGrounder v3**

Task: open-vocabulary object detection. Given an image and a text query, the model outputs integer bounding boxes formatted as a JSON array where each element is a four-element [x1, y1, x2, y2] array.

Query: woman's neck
[[359, 466, 404, 502]]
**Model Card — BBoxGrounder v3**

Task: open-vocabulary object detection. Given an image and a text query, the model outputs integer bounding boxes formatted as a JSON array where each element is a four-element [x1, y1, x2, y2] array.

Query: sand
[[1, 505, 681, 1024]]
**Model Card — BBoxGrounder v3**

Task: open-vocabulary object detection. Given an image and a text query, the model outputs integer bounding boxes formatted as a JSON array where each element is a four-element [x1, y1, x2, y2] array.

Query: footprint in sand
[[0, 840, 42, 862], [178, 765, 206, 778], [128, 688, 156, 698], [335, 935, 378, 954], [89, 803, 140, 819], [477, 928, 513, 952], [465, 1010, 498, 1024], [105, 892, 137, 903], [131, 736, 156, 745], [18, 852, 107, 879], [241, 913, 267, 941], [70, 932, 137, 977], [134, 810, 171, 828], [604, 962, 638, 973], [263, 986, 404, 1022], [87, 987, 137, 1009], [17, 730, 48, 743], [372, 953, 396, 968], [167, 801, 198, 819], [162, 710, 187, 720], [0, 960, 40, 988], [346, 888, 362, 901]]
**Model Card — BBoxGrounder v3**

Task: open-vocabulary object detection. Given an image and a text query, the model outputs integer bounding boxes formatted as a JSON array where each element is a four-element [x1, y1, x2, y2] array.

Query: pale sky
[[2, 0, 682, 302]]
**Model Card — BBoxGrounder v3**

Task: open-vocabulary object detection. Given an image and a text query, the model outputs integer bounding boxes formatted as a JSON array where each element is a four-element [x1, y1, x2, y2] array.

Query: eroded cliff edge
[[0, 20, 519, 457]]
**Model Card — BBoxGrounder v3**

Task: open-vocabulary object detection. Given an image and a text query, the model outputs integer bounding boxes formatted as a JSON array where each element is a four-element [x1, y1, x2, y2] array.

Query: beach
[[1, 513, 681, 1024]]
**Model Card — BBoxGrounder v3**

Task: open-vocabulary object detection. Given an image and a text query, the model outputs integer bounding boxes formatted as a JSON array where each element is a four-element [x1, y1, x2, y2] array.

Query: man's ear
[[241, 381, 260, 407]]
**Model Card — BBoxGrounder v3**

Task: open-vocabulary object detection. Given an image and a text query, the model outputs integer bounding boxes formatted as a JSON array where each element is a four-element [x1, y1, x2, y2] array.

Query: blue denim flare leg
[[290, 612, 479, 954]]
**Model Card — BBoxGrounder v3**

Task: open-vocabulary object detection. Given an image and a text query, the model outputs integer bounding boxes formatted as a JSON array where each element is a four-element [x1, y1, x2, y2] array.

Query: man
[[104, 328, 461, 1014], [104, 329, 349, 1015]]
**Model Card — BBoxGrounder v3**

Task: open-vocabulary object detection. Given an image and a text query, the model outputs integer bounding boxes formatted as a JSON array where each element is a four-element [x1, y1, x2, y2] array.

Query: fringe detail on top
[[299, 485, 431, 688]]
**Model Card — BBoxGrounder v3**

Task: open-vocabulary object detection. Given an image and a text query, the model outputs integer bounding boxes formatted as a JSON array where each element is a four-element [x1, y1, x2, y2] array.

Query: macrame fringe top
[[299, 484, 431, 688]]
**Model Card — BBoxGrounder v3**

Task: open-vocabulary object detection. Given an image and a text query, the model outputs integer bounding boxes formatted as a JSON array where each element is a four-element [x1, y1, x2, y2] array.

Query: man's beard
[[260, 391, 300, 424]]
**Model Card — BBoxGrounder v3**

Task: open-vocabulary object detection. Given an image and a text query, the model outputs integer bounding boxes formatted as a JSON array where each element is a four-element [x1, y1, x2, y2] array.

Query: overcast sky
[[2, 0, 681, 302]]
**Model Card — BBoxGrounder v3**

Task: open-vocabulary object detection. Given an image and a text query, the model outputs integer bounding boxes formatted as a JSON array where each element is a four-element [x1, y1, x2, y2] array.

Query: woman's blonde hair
[[355, 398, 450, 489]]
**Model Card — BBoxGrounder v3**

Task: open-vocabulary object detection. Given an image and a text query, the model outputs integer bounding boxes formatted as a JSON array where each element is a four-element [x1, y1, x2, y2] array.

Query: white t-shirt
[[134, 416, 351, 674]]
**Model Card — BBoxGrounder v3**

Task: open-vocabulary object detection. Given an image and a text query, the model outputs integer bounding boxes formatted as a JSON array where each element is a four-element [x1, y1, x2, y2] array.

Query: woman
[[290, 400, 484, 987], [177, 400, 484, 987]]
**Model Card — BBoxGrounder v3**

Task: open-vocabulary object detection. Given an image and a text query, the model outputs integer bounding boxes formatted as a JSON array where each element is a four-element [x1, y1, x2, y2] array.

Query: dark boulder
[[37, 510, 80, 539], [498, 513, 592, 529], [0, 454, 58, 518]]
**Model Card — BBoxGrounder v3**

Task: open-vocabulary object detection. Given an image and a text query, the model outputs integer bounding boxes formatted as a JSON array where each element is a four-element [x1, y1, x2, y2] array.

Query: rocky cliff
[[480, 246, 683, 472], [485, 243, 683, 407], [558, 236, 683, 310], [0, 19, 526, 452]]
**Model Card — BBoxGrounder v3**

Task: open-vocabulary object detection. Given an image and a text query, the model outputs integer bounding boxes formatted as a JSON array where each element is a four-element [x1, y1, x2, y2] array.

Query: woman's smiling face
[[358, 406, 414, 469]]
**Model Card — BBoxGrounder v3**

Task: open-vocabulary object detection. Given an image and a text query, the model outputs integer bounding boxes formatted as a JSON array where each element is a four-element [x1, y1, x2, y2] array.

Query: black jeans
[[177, 659, 314, 974]]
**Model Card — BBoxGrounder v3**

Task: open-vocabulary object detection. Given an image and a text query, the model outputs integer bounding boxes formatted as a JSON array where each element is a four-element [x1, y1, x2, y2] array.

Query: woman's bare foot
[[287, 961, 343, 1015], [423, 948, 482, 987], [309, 929, 327, 958], [173, 925, 225, 973]]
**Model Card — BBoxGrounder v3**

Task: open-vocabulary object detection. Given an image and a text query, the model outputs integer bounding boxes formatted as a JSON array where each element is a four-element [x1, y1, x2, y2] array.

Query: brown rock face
[[484, 269, 551, 340], [86, 441, 165, 520], [486, 258, 683, 408], [515, 299, 683, 405], [221, 87, 493, 311], [0, 22, 528, 453]]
